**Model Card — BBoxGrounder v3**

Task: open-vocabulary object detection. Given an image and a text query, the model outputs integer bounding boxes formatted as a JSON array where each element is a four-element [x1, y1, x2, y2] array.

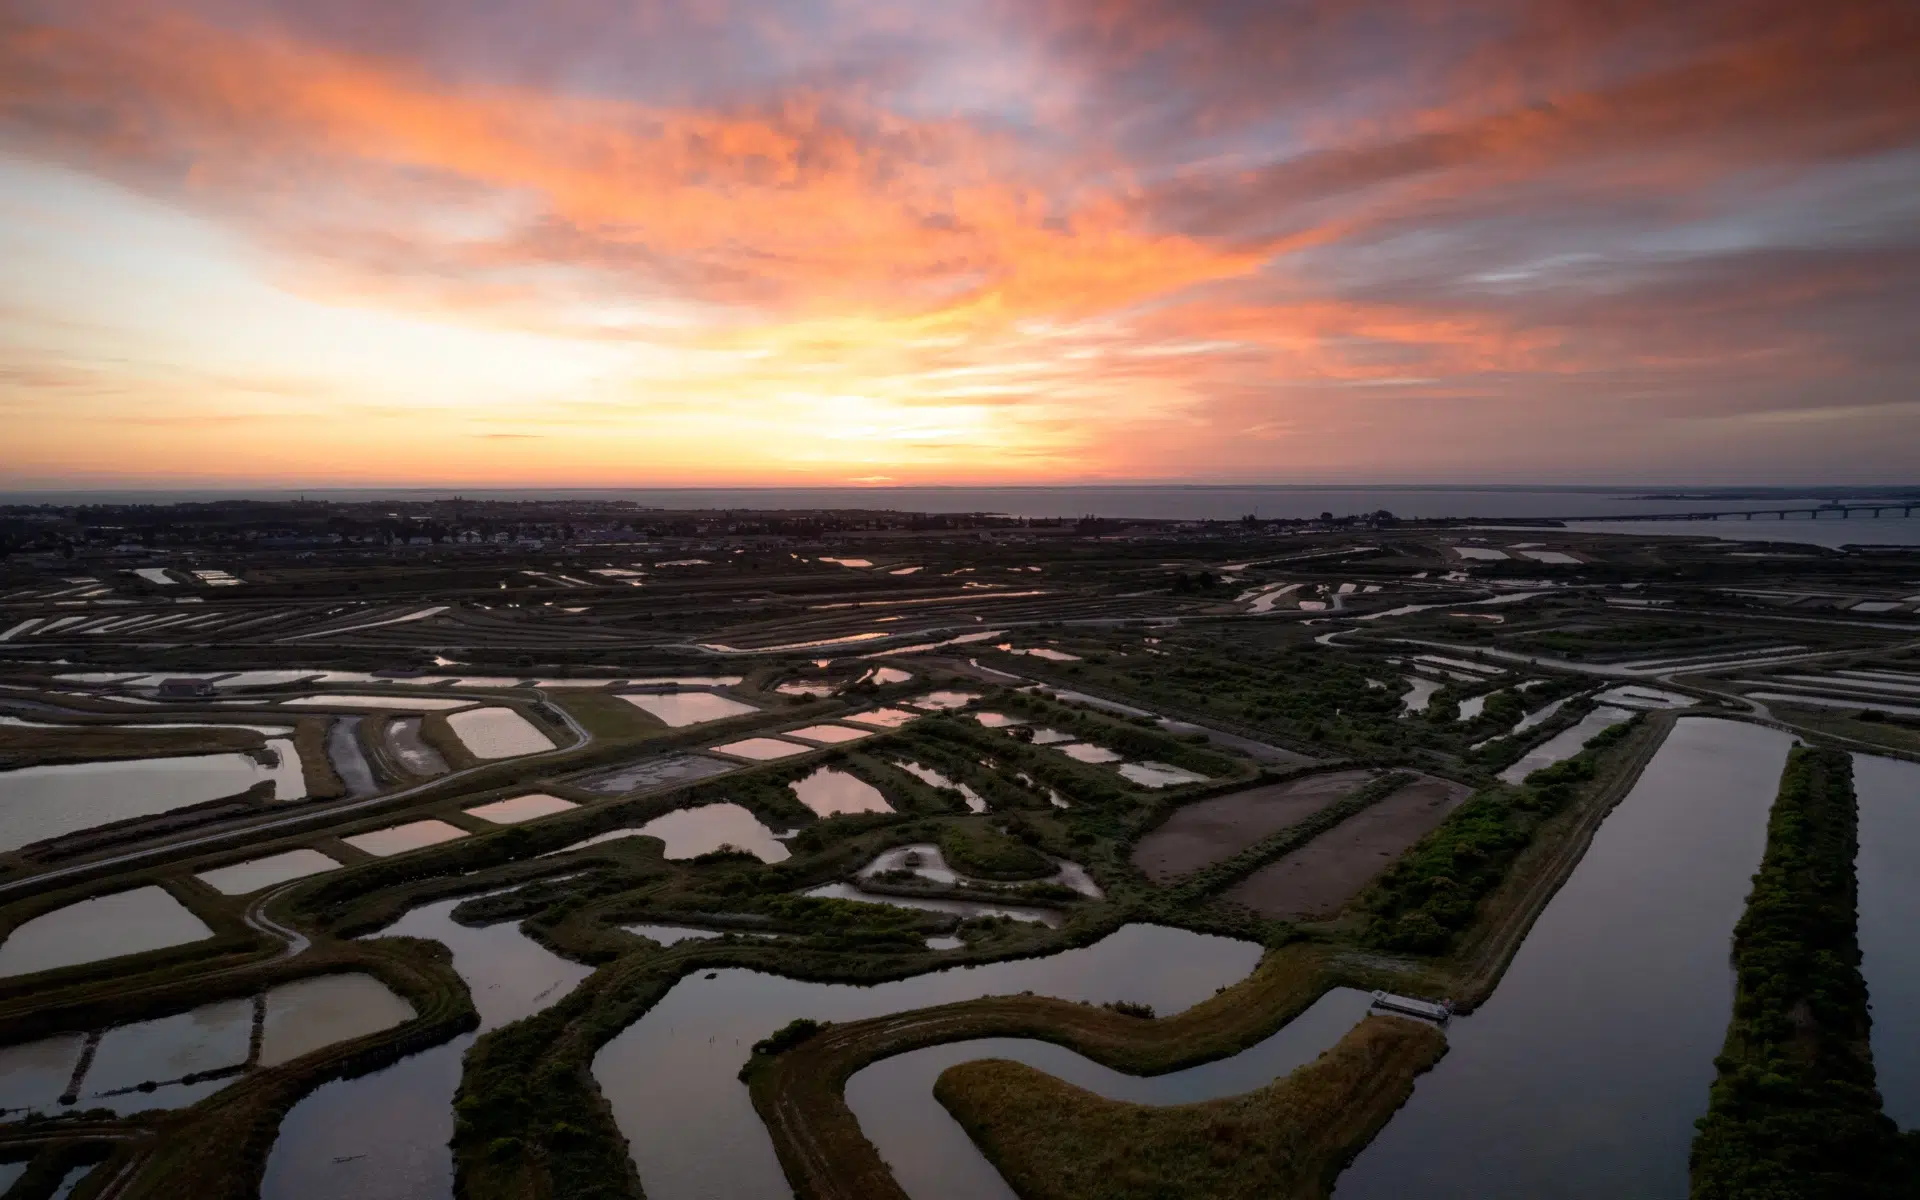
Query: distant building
[[157, 678, 215, 699]]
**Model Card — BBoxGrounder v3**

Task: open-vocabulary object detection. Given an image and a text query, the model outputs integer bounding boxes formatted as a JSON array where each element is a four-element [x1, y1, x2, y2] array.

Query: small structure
[[157, 678, 215, 699], [1370, 990, 1453, 1024]]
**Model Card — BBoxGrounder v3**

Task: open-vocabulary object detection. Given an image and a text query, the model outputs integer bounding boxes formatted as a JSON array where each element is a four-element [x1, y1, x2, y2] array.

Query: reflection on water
[[849, 988, 1375, 1200], [196, 848, 342, 895], [632, 803, 792, 863], [258, 975, 416, 1068], [621, 692, 759, 727], [0, 1033, 85, 1113], [593, 923, 1261, 1200], [789, 767, 893, 817], [85, 998, 252, 1094], [343, 820, 469, 858], [896, 761, 986, 812], [802, 883, 1060, 926], [263, 898, 592, 1200], [711, 737, 811, 761], [1337, 718, 1794, 1199], [446, 707, 555, 759], [463, 793, 579, 825], [1057, 742, 1120, 764], [1496, 706, 1633, 784], [0, 887, 213, 978], [386, 718, 448, 775], [1116, 761, 1208, 788], [1855, 753, 1920, 1128], [0, 740, 306, 853]]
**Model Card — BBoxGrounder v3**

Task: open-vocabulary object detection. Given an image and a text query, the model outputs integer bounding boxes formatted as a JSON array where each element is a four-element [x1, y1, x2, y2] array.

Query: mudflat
[[1129, 769, 1376, 882], [1223, 775, 1472, 918]]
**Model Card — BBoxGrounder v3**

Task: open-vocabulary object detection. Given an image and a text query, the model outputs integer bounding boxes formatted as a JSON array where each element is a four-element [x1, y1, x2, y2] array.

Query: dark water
[[846, 987, 1375, 1200], [261, 899, 592, 1200], [592, 923, 1262, 1200], [0, 485, 1869, 522], [1335, 718, 1794, 1199], [1856, 753, 1920, 1129]]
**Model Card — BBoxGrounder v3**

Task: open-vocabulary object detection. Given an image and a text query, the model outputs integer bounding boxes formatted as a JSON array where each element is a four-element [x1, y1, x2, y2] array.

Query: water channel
[[262, 897, 592, 1200], [1854, 752, 1920, 1129], [591, 923, 1263, 1200], [1335, 717, 1795, 1198]]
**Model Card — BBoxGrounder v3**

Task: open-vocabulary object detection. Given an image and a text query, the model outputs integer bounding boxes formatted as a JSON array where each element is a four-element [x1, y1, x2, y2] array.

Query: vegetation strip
[[1689, 746, 1918, 1199], [935, 1015, 1446, 1200]]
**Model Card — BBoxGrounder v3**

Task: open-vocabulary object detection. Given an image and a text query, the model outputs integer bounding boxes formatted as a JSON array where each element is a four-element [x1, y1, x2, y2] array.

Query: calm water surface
[[592, 923, 1262, 1200], [1855, 753, 1920, 1128], [446, 707, 554, 759], [0, 886, 212, 977], [0, 740, 305, 853], [620, 692, 759, 727], [849, 987, 1375, 1200], [262, 898, 592, 1200], [1336, 717, 1794, 1199]]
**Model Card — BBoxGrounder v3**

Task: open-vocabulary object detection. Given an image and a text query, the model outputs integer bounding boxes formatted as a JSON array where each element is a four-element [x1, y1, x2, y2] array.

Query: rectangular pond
[[0, 886, 214, 978], [620, 692, 760, 727], [195, 848, 342, 895], [446, 707, 556, 759], [343, 820, 470, 858], [0, 739, 307, 853]]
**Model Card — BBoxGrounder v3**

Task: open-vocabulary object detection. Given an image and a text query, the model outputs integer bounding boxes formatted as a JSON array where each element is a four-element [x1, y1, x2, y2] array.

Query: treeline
[[1363, 719, 1637, 953], [1691, 747, 1918, 1199]]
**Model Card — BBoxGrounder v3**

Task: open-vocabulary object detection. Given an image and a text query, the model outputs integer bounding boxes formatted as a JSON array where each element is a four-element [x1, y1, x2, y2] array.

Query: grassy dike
[[1689, 746, 1917, 1199], [935, 1015, 1446, 1200]]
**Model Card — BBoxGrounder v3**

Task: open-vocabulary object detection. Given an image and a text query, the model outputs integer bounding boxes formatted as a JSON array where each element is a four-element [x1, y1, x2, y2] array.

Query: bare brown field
[[1223, 776, 1472, 919], [1129, 769, 1375, 883]]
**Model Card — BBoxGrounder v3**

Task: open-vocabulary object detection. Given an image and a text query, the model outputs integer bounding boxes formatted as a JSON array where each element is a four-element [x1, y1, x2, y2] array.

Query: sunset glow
[[2, 0, 1916, 486]]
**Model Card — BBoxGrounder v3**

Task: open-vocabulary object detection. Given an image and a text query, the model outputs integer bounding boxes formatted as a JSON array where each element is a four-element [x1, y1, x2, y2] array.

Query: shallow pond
[[1336, 718, 1795, 1198], [621, 692, 760, 727], [624, 924, 727, 946], [856, 844, 1102, 900], [571, 752, 735, 794], [0, 886, 213, 978], [785, 723, 872, 745], [342, 819, 469, 858], [844, 707, 918, 729], [1855, 752, 1920, 1128], [1027, 727, 1075, 745], [85, 998, 253, 1094], [801, 883, 1061, 926], [263, 899, 592, 1200], [868, 667, 913, 685], [1057, 742, 1120, 764], [849, 987, 1375, 1200], [463, 792, 579, 824], [592, 923, 1262, 1200], [1496, 705, 1633, 784], [446, 707, 555, 759], [0, 740, 307, 853], [789, 767, 893, 817], [711, 736, 811, 761], [196, 848, 343, 895], [774, 682, 837, 697], [1116, 761, 1208, 788], [385, 717, 448, 775], [0, 1032, 85, 1113], [258, 974, 416, 1067], [896, 761, 986, 812], [1399, 677, 1443, 713], [631, 803, 792, 863], [908, 691, 977, 710], [972, 711, 1024, 728]]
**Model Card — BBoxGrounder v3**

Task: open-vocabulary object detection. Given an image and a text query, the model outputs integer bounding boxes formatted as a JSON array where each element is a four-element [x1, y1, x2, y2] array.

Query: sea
[[4, 485, 1917, 547]]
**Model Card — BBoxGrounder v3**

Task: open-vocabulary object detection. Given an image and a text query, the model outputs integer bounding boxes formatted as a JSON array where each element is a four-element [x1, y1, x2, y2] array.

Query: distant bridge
[[1550, 504, 1918, 523]]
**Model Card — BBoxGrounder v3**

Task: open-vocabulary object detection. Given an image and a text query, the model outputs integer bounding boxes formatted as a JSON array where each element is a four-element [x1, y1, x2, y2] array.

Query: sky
[[0, 0, 1916, 489]]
